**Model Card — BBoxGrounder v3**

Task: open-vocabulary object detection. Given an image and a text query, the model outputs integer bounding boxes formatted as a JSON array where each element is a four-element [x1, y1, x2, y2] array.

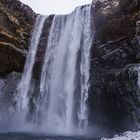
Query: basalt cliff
[[0, 0, 140, 134]]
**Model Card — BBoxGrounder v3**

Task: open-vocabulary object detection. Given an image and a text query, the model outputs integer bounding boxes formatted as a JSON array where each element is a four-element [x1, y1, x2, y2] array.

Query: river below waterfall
[[0, 133, 100, 140]]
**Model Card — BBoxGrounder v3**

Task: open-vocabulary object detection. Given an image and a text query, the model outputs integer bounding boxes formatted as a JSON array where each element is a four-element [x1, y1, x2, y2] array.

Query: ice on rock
[[101, 131, 140, 140]]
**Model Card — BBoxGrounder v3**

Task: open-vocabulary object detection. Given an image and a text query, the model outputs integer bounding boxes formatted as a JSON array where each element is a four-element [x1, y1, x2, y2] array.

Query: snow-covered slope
[[101, 131, 140, 140]]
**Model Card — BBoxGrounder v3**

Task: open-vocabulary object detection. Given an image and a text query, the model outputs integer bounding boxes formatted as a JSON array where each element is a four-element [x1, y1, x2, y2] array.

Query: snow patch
[[101, 131, 140, 140]]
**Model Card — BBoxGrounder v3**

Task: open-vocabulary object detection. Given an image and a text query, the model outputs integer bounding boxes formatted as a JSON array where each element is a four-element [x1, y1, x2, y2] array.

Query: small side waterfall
[[17, 15, 46, 113]]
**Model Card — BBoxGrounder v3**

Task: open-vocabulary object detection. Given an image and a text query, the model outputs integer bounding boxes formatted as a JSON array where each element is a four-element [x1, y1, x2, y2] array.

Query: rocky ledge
[[0, 0, 36, 74]]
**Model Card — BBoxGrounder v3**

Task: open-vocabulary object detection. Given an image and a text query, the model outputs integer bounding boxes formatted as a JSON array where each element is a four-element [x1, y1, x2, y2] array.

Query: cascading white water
[[17, 15, 46, 113], [3, 4, 96, 134], [38, 5, 95, 133], [78, 6, 95, 128], [38, 15, 67, 129]]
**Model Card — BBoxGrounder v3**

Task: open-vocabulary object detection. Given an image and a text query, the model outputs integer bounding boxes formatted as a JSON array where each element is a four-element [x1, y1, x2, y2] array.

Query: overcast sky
[[20, 0, 92, 15]]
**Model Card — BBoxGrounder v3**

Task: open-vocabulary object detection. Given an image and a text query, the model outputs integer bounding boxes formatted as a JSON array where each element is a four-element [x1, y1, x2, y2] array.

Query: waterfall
[[17, 15, 46, 113], [37, 5, 95, 133], [1, 4, 96, 134]]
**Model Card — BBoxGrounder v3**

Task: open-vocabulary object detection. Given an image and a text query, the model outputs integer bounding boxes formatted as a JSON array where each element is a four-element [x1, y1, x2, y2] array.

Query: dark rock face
[[89, 0, 140, 132], [0, 0, 36, 74]]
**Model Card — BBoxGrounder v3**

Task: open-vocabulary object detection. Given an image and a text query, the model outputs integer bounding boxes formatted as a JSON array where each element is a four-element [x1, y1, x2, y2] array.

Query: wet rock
[[0, 72, 21, 111], [90, 0, 140, 132]]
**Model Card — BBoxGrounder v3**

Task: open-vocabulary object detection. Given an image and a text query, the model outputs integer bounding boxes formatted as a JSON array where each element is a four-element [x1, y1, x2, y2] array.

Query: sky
[[20, 0, 92, 15]]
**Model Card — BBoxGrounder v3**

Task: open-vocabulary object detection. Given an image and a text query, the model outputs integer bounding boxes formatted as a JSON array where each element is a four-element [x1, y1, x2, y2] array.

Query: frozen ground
[[101, 131, 140, 140]]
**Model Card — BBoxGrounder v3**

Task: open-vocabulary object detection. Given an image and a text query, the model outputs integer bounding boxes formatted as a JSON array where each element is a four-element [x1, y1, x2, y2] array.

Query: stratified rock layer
[[0, 0, 36, 74]]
